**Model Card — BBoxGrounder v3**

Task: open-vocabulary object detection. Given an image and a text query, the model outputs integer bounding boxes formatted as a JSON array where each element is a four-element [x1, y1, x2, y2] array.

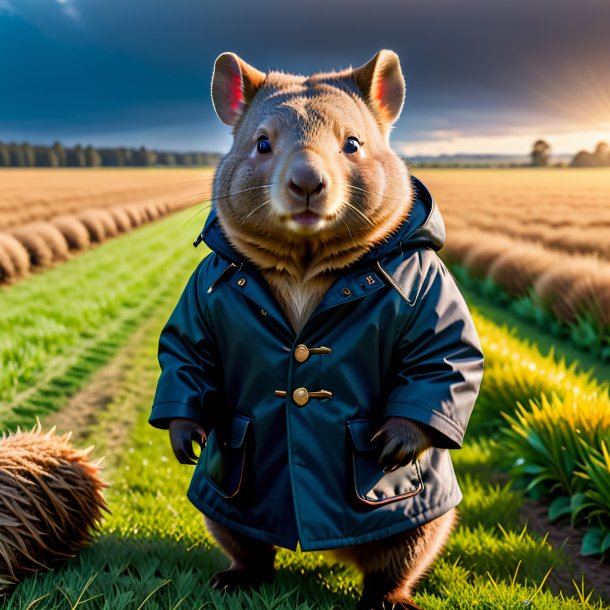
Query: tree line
[[0, 141, 222, 167], [531, 140, 610, 167]]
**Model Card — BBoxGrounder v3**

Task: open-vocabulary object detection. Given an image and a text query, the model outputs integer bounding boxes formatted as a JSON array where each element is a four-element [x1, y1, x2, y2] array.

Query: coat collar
[[194, 176, 445, 267]]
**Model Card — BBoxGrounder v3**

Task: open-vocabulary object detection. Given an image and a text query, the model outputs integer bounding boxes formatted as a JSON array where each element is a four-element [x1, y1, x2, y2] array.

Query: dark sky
[[1, 0, 609, 155]]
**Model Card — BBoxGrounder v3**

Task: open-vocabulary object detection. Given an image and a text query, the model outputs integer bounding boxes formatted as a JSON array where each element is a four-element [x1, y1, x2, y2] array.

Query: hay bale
[[0, 233, 30, 282], [95, 210, 119, 238], [25, 222, 70, 261], [463, 237, 513, 279], [77, 210, 107, 242], [122, 205, 145, 227], [488, 244, 560, 297], [9, 227, 54, 268], [107, 207, 132, 233], [142, 203, 160, 222], [51, 216, 91, 251], [0, 424, 108, 592]]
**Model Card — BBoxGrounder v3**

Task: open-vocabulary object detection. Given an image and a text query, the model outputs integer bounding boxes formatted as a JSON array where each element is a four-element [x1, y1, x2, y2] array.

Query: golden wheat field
[[1, 166, 609, 330], [0, 168, 212, 283], [417, 168, 610, 329]]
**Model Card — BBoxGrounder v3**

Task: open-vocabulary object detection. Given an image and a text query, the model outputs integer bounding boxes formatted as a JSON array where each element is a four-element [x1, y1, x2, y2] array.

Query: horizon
[[1, 1, 609, 157]]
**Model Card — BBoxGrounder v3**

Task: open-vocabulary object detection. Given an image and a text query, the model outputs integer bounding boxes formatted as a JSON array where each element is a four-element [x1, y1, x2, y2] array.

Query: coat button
[[293, 387, 309, 406], [237, 277, 246, 287], [294, 344, 309, 363]]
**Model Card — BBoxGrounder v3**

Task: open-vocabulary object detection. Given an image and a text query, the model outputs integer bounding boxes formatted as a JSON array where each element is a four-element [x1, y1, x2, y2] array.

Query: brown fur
[[211, 51, 413, 331], [195, 50, 451, 604]]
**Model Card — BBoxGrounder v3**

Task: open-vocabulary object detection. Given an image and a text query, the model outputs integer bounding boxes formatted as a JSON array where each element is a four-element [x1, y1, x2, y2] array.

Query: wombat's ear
[[211, 52, 266, 126], [352, 50, 405, 126]]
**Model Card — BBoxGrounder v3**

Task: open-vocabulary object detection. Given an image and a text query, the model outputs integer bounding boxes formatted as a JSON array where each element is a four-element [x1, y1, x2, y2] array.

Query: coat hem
[[187, 489, 300, 551], [298, 489, 462, 551], [188, 487, 462, 552]]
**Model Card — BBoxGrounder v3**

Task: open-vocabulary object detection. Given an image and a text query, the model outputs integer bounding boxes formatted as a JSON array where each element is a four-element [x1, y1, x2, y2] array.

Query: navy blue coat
[[149, 178, 484, 551]]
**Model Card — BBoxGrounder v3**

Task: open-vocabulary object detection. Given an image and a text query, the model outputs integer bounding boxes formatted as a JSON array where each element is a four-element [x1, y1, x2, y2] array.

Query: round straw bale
[[107, 207, 132, 233], [50, 216, 91, 250], [0, 424, 108, 592], [123, 205, 145, 227], [463, 237, 513, 279], [95, 209, 119, 238], [0, 233, 30, 281], [77, 210, 107, 242], [25, 222, 69, 261], [9, 227, 54, 268], [142, 203, 160, 222], [488, 244, 560, 297]]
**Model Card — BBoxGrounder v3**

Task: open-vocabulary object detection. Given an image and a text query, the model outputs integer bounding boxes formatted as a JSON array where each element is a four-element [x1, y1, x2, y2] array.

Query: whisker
[[212, 183, 277, 202], [340, 200, 376, 227], [344, 184, 405, 201], [340, 217, 357, 249], [181, 188, 270, 227], [181, 202, 214, 227], [240, 199, 272, 227]]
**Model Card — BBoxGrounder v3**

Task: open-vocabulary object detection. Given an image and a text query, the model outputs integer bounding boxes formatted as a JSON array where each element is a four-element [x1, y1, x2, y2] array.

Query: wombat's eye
[[257, 136, 272, 155], [343, 137, 360, 154]]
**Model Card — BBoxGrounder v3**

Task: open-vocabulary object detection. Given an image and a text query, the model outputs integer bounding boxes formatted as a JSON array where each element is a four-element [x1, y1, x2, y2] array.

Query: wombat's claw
[[209, 566, 275, 592]]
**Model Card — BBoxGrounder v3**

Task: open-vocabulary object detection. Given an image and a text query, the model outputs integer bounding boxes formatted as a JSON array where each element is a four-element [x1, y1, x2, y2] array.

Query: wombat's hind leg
[[204, 516, 277, 592], [333, 508, 456, 610]]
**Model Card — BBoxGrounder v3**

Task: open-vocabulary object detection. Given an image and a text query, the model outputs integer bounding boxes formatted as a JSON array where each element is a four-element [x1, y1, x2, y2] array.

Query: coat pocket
[[205, 413, 252, 500], [347, 419, 424, 506]]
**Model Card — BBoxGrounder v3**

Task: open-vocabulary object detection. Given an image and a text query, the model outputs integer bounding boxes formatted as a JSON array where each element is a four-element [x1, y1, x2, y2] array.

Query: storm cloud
[[1, 0, 608, 153]]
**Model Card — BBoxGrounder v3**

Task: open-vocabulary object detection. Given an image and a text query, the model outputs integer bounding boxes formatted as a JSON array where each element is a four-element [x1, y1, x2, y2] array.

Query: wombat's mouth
[[292, 210, 321, 226]]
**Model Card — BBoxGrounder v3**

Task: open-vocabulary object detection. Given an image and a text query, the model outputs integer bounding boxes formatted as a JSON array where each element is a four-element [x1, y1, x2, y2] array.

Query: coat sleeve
[[148, 258, 222, 430], [383, 252, 484, 449]]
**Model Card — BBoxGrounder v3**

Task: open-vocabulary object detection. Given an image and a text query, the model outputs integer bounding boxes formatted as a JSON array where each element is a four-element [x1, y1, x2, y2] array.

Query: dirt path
[[41, 314, 163, 472]]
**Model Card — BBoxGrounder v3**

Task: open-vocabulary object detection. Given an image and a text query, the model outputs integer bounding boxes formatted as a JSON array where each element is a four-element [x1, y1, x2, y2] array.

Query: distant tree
[[21, 143, 36, 166], [66, 144, 86, 167], [52, 141, 66, 166], [0, 141, 10, 166], [133, 146, 157, 167], [594, 142, 610, 166], [571, 150, 593, 167], [35, 147, 59, 167], [85, 145, 102, 167], [9, 142, 25, 166], [157, 152, 177, 166], [571, 142, 610, 167], [531, 139, 551, 167]]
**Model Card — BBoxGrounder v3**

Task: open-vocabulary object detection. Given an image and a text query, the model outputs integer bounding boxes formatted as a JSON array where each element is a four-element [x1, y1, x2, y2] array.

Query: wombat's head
[[211, 50, 412, 273]]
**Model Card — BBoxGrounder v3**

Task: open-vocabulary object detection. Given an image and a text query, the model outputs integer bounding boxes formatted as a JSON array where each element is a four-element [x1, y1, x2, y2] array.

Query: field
[[428, 169, 610, 360], [1, 168, 609, 609]]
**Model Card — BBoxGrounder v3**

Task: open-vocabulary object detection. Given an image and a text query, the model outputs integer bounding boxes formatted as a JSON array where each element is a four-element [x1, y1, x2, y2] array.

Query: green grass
[[0, 208, 205, 432], [1, 209, 608, 608], [6, 311, 606, 609]]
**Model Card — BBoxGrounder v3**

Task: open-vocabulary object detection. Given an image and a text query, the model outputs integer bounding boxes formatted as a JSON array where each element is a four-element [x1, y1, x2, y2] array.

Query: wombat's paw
[[357, 596, 423, 610], [209, 565, 275, 592], [371, 417, 433, 472], [168, 418, 207, 465]]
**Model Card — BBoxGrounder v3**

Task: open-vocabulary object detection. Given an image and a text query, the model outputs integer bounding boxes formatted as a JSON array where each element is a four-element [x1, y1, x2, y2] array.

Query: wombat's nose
[[286, 158, 326, 201]]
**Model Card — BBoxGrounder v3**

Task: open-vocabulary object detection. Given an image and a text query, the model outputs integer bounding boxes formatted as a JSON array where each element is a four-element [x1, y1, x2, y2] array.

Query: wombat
[[149, 50, 484, 610]]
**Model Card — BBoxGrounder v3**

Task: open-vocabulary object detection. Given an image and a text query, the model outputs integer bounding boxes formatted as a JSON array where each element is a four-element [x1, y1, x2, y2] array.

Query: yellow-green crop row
[[0, 207, 204, 433], [471, 310, 610, 556]]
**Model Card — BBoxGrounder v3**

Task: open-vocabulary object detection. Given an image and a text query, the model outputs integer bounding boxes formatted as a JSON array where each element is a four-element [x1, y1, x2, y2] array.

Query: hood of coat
[[196, 176, 445, 267]]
